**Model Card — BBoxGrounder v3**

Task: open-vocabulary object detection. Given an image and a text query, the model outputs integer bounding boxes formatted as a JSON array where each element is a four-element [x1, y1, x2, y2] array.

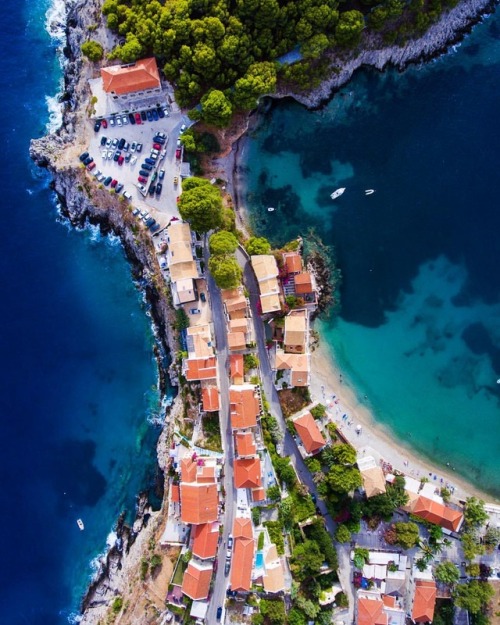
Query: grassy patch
[[201, 413, 222, 452], [290, 489, 316, 523], [264, 520, 285, 555], [171, 555, 188, 586], [278, 388, 311, 418]]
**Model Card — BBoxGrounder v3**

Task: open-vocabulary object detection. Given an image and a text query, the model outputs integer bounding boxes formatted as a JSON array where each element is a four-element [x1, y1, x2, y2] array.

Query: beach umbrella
[[356, 424, 362, 433]]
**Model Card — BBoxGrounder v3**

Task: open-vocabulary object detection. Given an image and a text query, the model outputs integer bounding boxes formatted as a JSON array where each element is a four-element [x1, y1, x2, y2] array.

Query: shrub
[[81, 40, 104, 61], [335, 524, 351, 543]]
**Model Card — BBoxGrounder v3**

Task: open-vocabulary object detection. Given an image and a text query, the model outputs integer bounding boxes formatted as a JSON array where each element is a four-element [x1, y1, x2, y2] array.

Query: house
[[191, 522, 220, 560], [235, 432, 257, 458], [234, 456, 262, 490], [165, 222, 199, 306], [201, 385, 219, 412], [274, 351, 310, 387], [262, 544, 286, 594], [283, 251, 303, 275], [294, 272, 315, 297], [284, 310, 307, 354], [358, 456, 387, 498], [410, 496, 464, 533], [231, 518, 254, 592], [228, 331, 247, 352], [222, 289, 248, 320], [229, 384, 261, 429], [411, 580, 437, 623], [181, 560, 213, 600], [293, 412, 326, 456], [251, 255, 282, 314], [179, 456, 219, 525], [100, 57, 161, 103], [357, 592, 406, 625], [185, 357, 217, 382], [230, 354, 244, 385], [184, 324, 217, 382]]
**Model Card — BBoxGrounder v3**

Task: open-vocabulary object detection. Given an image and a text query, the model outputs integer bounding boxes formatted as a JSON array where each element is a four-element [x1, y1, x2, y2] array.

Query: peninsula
[[29, 0, 500, 623]]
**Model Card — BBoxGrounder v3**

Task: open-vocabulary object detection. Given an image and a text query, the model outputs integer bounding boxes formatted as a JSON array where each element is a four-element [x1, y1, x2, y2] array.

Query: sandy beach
[[309, 336, 499, 505]]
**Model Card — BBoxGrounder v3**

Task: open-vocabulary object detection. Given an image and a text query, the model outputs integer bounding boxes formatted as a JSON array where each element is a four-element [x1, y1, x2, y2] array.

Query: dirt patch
[[279, 388, 311, 418], [489, 581, 500, 625]]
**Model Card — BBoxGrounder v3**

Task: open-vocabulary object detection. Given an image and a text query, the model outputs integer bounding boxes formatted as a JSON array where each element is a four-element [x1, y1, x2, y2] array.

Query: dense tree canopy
[[464, 497, 488, 529], [178, 177, 223, 232], [81, 40, 104, 61], [208, 256, 242, 289], [454, 581, 494, 615], [209, 230, 239, 256], [434, 561, 460, 586], [290, 540, 324, 580], [200, 89, 233, 127]]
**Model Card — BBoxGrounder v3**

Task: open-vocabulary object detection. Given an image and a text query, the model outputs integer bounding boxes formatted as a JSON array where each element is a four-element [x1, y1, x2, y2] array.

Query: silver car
[[122, 114, 128, 125]]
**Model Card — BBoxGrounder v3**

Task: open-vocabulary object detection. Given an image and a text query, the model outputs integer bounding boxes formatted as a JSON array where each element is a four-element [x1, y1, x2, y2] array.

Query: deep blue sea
[[244, 13, 500, 497], [0, 1, 169, 623]]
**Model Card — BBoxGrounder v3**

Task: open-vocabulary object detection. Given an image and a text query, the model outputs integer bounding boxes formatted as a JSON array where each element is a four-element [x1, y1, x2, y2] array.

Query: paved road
[[205, 250, 237, 624], [237, 247, 355, 622]]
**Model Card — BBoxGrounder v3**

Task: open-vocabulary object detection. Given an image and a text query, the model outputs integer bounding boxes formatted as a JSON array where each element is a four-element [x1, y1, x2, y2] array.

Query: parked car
[[93, 119, 102, 132], [155, 183, 162, 195], [145, 157, 155, 166], [101, 119, 107, 129], [111, 138, 118, 148], [113, 151, 121, 162], [125, 153, 131, 163], [139, 170, 150, 178], [141, 163, 153, 172], [155, 131, 167, 140], [175, 148, 182, 159], [136, 143, 143, 153], [100, 136, 107, 146], [115, 183, 123, 193], [190, 308, 201, 314], [87, 162, 96, 171], [138, 176, 147, 184], [101, 150, 107, 159], [148, 184, 156, 196], [146, 110, 153, 122], [97, 173, 106, 182], [159, 169, 165, 180], [118, 138, 125, 150], [173, 176, 178, 185], [153, 135, 166, 144], [130, 155, 138, 165], [116, 116, 122, 127], [93, 169, 102, 178], [123, 142, 130, 152], [176, 138, 181, 147], [151, 109, 158, 121], [103, 176, 112, 186], [79, 151, 89, 162], [138, 184, 147, 194], [128, 112, 135, 125], [117, 155, 124, 165], [107, 150, 113, 160], [224, 559, 230, 576], [109, 117, 115, 127], [151, 149, 159, 157], [151, 172, 158, 183], [123, 191, 132, 200], [122, 114, 128, 125], [83, 156, 93, 166], [216, 607, 222, 621], [106, 139, 112, 148], [135, 112, 142, 124], [157, 107, 165, 119], [140, 111, 147, 121], [153, 143, 161, 151], [200, 292, 206, 303], [145, 218, 156, 228], [130, 141, 137, 152], [110, 179, 117, 188], [180, 123, 187, 133]]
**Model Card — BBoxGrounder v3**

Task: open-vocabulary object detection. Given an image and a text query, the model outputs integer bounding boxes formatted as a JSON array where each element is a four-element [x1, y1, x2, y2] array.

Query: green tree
[[302, 33, 329, 59], [464, 497, 488, 529], [178, 178, 223, 233], [295, 595, 320, 618], [393, 521, 420, 549], [335, 10, 364, 47], [233, 62, 277, 110], [484, 526, 500, 553], [175, 308, 190, 331], [462, 531, 485, 561], [244, 353, 259, 371], [81, 40, 104, 61], [327, 464, 362, 494], [200, 89, 233, 127], [310, 404, 327, 420], [245, 236, 272, 255], [267, 484, 281, 502], [434, 561, 460, 586], [279, 497, 294, 529], [290, 540, 324, 581], [259, 599, 286, 624], [353, 547, 369, 569], [335, 524, 351, 543], [332, 443, 357, 465], [454, 581, 494, 614], [209, 230, 238, 256], [116, 34, 143, 63], [288, 608, 307, 625], [252, 506, 261, 525], [208, 256, 242, 289]]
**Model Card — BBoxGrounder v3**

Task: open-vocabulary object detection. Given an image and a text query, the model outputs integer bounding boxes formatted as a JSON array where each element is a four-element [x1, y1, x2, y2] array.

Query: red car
[[138, 176, 147, 183], [101, 119, 108, 128], [175, 148, 182, 159], [87, 162, 96, 171], [117, 155, 124, 165], [111, 179, 118, 188], [135, 113, 142, 125], [153, 143, 161, 151]]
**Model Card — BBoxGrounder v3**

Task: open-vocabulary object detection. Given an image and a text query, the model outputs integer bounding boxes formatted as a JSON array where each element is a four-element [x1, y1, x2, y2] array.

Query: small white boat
[[330, 187, 346, 200], [365, 189, 375, 195], [77, 518, 85, 531], [267, 207, 275, 212]]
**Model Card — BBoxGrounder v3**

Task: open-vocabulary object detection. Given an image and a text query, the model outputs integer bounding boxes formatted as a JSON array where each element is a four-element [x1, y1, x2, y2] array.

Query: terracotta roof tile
[[230, 385, 260, 429], [186, 357, 217, 381], [180, 483, 218, 524], [412, 580, 436, 623], [181, 457, 198, 483], [251, 255, 279, 282], [235, 432, 257, 457], [293, 412, 326, 454], [358, 597, 388, 625], [202, 386, 219, 412], [412, 496, 464, 532], [234, 457, 262, 489], [230, 355, 244, 382], [233, 517, 253, 540], [171, 483, 180, 503], [231, 519, 254, 592], [192, 522, 219, 560], [228, 331, 246, 351], [284, 252, 302, 274], [101, 58, 160, 95], [294, 272, 313, 294], [252, 487, 266, 502], [181, 561, 213, 600]]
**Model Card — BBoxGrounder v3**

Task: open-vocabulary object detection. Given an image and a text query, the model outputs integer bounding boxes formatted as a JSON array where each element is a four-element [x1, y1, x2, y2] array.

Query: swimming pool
[[255, 551, 264, 569]]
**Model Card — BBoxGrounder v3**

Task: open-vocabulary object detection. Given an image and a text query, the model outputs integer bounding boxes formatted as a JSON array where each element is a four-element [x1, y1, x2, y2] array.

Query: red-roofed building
[[358, 596, 388, 625], [283, 252, 303, 275], [181, 560, 213, 600], [230, 355, 244, 384], [180, 457, 198, 483], [171, 483, 180, 503], [230, 385, 260, 429], [234, 457, 262, 489], [180, 483, 218, 525], [411, 581, 436, 623], [201, 386, 219, 412], [101, 58, 161, 102], [411, 496, 464, 533], [231, 518, 254, 592], [191, 522, 219, 560], [235, 432, 257, 458], [294, 272, 314, 295], [252, 487, 266, 502], [293, 412, 326, 456], [185, 357, 217, 381]]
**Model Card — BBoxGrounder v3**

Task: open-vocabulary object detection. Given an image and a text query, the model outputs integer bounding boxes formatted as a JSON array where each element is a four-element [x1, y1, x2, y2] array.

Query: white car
[[109, 117, 115, 127], [122, 114, 128, 125], [116, 116, 122, 127], [130, 142, 137, 152], [130, 155, 137, 165], [93, 169, 102, 177], [107, 150, 113, 159], [106, 139, 112, 148], [101, 150, 107, 159], [176, 138, 181, 147], [180, 124, 186, 133], [137, 184, 147, 195]]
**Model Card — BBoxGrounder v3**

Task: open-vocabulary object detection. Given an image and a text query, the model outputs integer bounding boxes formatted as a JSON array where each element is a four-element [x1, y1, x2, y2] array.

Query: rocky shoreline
[[29, 0, 497, 620]]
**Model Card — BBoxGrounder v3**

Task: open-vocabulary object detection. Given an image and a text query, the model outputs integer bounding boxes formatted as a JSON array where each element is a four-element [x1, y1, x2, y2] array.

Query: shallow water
[[243, 12, 500, 497]]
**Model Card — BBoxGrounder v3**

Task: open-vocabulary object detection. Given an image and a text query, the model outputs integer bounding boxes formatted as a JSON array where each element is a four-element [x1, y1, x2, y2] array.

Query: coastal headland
[[30, 0, 500, 621]]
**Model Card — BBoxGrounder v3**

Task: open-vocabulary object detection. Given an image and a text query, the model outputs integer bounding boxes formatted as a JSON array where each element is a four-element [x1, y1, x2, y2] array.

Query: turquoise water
[[255, 551, 264, 568], [243, 13, 500, 497]]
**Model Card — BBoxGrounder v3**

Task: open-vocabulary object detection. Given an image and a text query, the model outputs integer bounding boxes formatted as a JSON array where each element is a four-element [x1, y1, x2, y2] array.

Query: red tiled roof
[[284, 252, 302, 274], [231, 518, 254, 592], [202, 386, 219, 412], [101, 58, 160, 95], [412, 496, 464, 532], [412, 580, 436, 623], [234, 457, 262, 489], [294, 272, 313, 294], [230, 386, 260, 429], [180, 457, 198, 483], [235, 432, 257, 457], [186, 357, 217, 381], [252, 487, 266, 502], [358, 597, 388, 625], [192, 522, 219, 560], [293, 412, 326, 454], [228, 331, 246, 351], [181, 561, 213, 600], [180, 483, 218, 524], [230, 355, 244, 381], [171, 483, 180, 503]]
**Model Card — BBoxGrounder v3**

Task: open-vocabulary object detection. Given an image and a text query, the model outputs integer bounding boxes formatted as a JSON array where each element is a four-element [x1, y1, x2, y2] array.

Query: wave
[[46, 90, 64, 134], [44, 0, 67, 133]]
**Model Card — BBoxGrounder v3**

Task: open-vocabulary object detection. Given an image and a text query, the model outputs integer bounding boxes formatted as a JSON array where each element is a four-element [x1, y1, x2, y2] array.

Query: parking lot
[[85, 106, 190, 229]]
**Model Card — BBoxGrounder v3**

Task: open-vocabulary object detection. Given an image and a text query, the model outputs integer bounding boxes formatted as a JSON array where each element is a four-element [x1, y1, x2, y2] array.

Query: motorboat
[[330, 188, 346, 200], [77, 518, 85, 531], [267, 207, 275, 212], [365, 189, 375, 195]]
